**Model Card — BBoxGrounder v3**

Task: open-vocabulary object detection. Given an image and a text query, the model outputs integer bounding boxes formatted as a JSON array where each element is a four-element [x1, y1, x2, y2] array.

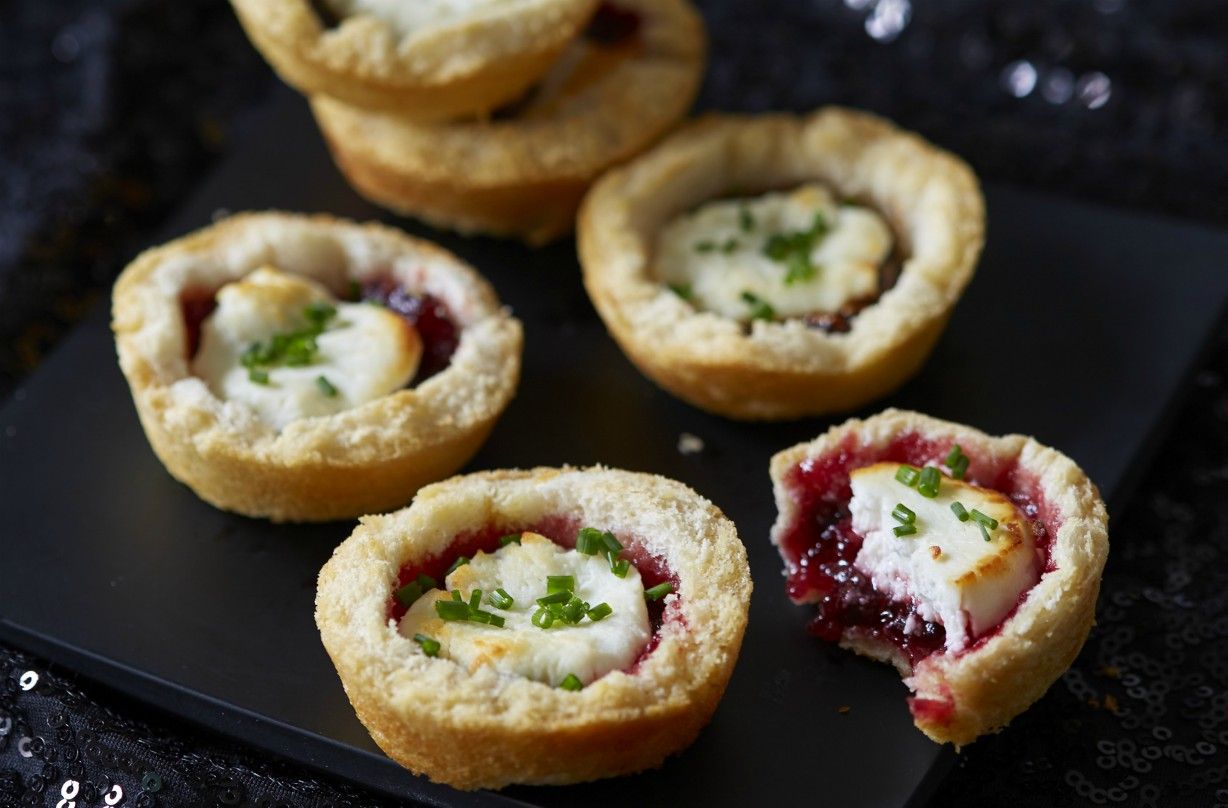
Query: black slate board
[[3, 91, 1228, 808]]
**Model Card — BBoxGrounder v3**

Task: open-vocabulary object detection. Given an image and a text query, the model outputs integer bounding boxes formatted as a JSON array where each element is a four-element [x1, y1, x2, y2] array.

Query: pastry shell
[[230, 0, 598, 120], [112, 212, 522, 522], [309, 0, 706, 245], [578, 109, 986, 420], [769, 409, 1109, 745], [315, 466, 752, 789]]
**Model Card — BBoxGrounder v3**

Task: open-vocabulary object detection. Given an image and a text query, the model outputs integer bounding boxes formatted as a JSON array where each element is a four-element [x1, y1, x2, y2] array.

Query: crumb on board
[[677, 432, 704, 455], [837, 705, 851, 714]]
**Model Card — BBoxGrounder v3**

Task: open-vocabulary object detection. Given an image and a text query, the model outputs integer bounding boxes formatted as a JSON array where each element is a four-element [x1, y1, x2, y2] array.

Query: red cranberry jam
[[180, 291, 217, 359], [778, 434, 1057, 669], [387, 519, 679, 669], [359, 277, 459, 383]]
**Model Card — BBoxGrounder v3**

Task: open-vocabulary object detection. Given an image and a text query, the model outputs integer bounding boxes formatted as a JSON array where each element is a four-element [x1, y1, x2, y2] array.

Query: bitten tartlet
[[112, 212, 522, 522], [310, 0, 706, 245], [230, 0, 599, 120], [578, 109, 985, 420], [315, 467, 751, 789], [769, 409, 1109, 745]]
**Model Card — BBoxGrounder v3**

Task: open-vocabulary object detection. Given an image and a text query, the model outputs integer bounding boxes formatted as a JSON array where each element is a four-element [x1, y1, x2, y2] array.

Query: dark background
[[3, 1, 1228, 805]]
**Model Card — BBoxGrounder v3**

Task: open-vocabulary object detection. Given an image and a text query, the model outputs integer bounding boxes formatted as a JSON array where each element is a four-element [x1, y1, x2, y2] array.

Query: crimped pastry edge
[[315, 466, 752, 789], [309, 0, 707, 245], [578, 110, 986, 420], [111, 211, 523, 522], [769, 408, 1109, 745], [230, 0, 598, 119]]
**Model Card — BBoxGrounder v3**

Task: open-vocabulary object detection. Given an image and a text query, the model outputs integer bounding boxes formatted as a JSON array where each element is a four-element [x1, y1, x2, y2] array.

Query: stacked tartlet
[[233, 0, 707, 244]]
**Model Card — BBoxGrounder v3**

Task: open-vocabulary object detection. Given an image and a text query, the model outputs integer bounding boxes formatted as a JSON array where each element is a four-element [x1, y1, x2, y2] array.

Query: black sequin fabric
[[2, 0, 1228, 805]]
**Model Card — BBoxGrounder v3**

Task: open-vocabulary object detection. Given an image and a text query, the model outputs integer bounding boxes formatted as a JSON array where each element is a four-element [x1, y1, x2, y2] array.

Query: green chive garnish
[[893, 524, 918, 537], [536, 590, 572, 607], [645, 582, 674, 601], [945, 444, 969, 480], [599, 533, 622, 555], [739, 207, 755, 232], [950, 502, 970, 522], [587, 602, 613, 622], [416, 573, 437, 590], [917, 467, 941, 498], [740, 290, 776, 321], [891, 503, 916, 525], [694, 240, 717, 253], [413, 633, 440, 657], [499, 533, 522, 547], [241, 301, 340, 380], [546, 575, 575, 594], [562, 596, 587, 624], [435, 600, 470, 621], [315, 375, 338, 397], [610, 558, 631, 579], [446, 556, 470, 575], [763, 211, 827, 285], [979, 524, 992, 542], [668, 283, 694, 300], [895, 465, 921, 486], [248, 368, 269, 385], [488, 588, 514, 610], [559, 673, 584, 691], [394, 582, 424, 609], [721, 238, 740, 254], [451, 589, 463, 602], [469, 589, 483, 610], [532, 608, 555, 629], [969, 510, 998, 530], [575, 528, 604, 555]]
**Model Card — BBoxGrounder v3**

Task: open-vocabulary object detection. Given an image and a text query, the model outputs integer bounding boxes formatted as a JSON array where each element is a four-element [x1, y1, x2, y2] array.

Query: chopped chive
[[610, 558, 631, 579], [969, 509, 999, 530], [546, 575, 576, 594], [893, 524, 918, 537], [315, 375, 338, 397], [645, 582, 674, 601], [451, 589, 463, 602], [945, 444, 969, 480], [532, 608, 555, 629], [950, 456, 969, 480], [416, 573, 437, 590], [917, 467, 941, 498], [950, 501, 970, 522], [694, 240, 717, 253], [575, 528, 604, 555], [895, 465, 921, 486], [783, 251, 816, 285], [536, 590, 572, 606], [394, 581, 424, 609], [248, 368, 270, 385], [562, 596, 587, 624], [303, 301, 337, 325], [721, 238, 740, 254], [413, 633, 440, 657], [545, 602, 566, 619], [740, 290, 776, 321], [488, 613, 506, 628], [469, 589, 483, 610], [587, 602, 613, 622], [499, 533, 522, 547], [668, 282, 694, 300], [600, 532, 623, 554], [488, 588, 514, 610], [739, 206, 755, 232], [348, 280, 362, 301], [435, 600, 470, 621], [891, 503, 916, 525], [559, 673, 583, 691], [470, 609, 503, 627], [446, 556, 470, 575], [979, 524, 992, 542]]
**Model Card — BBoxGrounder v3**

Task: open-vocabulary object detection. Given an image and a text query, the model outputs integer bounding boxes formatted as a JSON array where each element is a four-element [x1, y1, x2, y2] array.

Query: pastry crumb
[[837, 705, 851, 714], [929, 545, 942, 559], [1103, 694, 1119, 712], [677, 432, 705, 455]]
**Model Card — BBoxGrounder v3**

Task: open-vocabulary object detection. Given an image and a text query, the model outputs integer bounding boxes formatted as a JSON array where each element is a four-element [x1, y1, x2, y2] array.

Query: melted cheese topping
[[324, 0, 512, 39], [655, 184, 892, 320], [192, 267, 420, 430], [399, 533, 652, 687], [849, 462, 1040, 653]]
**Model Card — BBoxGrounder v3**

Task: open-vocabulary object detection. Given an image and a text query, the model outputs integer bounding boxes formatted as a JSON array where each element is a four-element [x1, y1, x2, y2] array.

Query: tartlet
[[230, 0, 599, 120], [112, 212, 522, 522], [315, 466, 752, 789], [769, 409, 1109, 745], [578, 109, 985, 420], [310, 0, 706, 245]]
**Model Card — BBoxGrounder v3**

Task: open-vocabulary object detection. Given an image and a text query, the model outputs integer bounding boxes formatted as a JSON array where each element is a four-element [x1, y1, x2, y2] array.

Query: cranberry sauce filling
[[584, 2, 642, 45], [779, 433, 1057, 669], [359, 277, 459, 384], [180, 291, 217, 360], [387, 519, 680, 669]]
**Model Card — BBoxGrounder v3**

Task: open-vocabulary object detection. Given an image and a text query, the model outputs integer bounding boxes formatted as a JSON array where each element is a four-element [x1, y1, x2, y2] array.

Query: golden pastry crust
[[769, 409, 1109, 745], [578, 110, 985, 420], [112, 212, 522, 522], [230, 0, 598, 120], [309, 0, 706, 245], [315, 466, 752, 789]]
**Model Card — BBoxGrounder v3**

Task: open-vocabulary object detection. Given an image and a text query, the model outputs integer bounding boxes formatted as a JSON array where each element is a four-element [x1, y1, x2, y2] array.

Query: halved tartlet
[[769, 409, 1109, 745], [315, 466, 751, 789], [310, 0, 706, 245], [230, 0, 599, 120], [112, 212, 522, 522], [578, 109, 985, 420]]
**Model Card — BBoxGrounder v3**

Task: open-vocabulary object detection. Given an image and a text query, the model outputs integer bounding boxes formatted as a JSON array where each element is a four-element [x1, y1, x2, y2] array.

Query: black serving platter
[[4, 90, 1228, 807]]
